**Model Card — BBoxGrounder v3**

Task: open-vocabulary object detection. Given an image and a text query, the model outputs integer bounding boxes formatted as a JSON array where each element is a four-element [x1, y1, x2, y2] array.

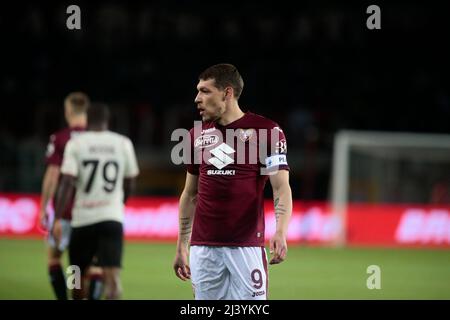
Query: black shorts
[[69, 221, 123, 275]]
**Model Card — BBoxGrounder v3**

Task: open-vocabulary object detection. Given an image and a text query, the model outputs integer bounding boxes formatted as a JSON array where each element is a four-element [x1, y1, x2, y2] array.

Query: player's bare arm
[[39, 164, 60, 229], [52, 174, 76, 244], [269, 170, 292, 265], [173, 172, 198, 281]]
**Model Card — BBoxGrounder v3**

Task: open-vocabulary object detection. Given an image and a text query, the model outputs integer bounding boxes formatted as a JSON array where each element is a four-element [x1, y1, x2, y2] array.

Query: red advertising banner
[[0, 193, 449, 247], [347, 204, 450, 247]]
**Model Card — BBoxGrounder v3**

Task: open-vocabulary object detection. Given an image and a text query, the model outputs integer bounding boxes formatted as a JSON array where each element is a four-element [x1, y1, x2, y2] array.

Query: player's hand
[[173, 248, 191, 281], [269, 231, 288, 265], [39, 208, 49, 230], [51, 218, 62, 246]]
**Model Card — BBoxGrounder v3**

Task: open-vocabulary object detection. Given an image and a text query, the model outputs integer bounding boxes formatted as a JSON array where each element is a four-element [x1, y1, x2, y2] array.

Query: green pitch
[[0, 238, 449, 299]]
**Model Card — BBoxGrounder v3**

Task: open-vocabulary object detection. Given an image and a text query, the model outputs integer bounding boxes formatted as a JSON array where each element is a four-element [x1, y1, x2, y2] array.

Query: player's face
[[195, 79, 226, 122]]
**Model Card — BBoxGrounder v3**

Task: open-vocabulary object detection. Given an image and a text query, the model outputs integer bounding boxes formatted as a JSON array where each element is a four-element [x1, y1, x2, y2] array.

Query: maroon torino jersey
[[45, 126, 84, 220], [187, 112, 289, 247]]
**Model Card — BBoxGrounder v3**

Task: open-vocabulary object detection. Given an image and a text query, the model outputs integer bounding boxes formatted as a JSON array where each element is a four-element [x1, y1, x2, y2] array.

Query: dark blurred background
[[1, 1, 449, 200]]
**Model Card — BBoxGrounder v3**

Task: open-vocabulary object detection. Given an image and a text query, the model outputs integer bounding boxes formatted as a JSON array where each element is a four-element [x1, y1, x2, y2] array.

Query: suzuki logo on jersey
[[208, 143, 235, 169], [207, 169, 236, 175]]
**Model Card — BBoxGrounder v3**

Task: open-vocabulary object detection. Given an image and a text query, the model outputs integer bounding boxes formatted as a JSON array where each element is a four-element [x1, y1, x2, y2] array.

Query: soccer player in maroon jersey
[[40, 92, 102, 299], [173, 64, 292, 300]]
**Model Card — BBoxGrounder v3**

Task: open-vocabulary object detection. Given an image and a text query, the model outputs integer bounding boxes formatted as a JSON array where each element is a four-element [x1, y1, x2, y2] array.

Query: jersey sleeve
[[60, 140, 79, 177], [123, 138, 139, 178], [263, 125, 290, 173], [45, 134, 63, 166], [186, 128, 199, 175]]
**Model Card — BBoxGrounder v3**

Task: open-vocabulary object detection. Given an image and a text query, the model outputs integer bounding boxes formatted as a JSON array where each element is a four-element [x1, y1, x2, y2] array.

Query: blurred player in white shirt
[[52, 103, 139, 299]]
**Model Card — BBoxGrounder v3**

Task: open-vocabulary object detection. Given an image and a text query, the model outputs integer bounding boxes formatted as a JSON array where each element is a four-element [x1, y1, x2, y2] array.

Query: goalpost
[[330, 130, 450, 246]]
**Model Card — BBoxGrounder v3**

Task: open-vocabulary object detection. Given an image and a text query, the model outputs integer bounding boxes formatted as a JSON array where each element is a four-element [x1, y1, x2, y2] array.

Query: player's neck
[[218, 102, 245, 126], [88, 123, 108, 132], [68, 116, 87, 129]]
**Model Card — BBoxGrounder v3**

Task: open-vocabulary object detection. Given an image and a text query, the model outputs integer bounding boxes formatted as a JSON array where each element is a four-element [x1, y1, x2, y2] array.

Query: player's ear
[[224, 87, 233, 100]]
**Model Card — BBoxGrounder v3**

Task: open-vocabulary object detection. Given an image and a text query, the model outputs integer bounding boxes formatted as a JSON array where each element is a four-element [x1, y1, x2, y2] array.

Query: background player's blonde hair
[[64, 92, 90, 115]]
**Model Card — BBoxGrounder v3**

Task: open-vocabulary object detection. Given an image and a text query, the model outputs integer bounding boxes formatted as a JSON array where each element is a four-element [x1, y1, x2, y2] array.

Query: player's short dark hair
[[64, 92, 90, 114], [87, 103, 110, 126], [199, 63, 244, 99]]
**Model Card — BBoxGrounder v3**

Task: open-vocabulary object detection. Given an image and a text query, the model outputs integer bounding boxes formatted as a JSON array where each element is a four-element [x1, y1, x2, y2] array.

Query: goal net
[[330, 130, 450, 246]]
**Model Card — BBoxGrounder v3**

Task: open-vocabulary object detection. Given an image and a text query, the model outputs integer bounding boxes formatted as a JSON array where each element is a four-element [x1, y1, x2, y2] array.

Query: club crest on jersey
[[194, 134, 219, 148], [238, 128, 255, 142]]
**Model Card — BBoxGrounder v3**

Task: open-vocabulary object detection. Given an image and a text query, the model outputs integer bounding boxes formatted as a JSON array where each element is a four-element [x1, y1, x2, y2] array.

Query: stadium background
[[0, 1, 449, 299]]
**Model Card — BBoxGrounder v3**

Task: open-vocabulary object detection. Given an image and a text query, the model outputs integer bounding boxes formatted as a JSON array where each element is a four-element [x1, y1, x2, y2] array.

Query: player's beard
[[202, 109, 221, 123], [203, 114, 219, 122]]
